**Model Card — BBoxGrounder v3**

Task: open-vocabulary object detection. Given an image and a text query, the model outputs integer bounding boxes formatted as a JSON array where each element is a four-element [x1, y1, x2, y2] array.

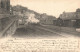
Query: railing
[[0, 18, 18, 38]]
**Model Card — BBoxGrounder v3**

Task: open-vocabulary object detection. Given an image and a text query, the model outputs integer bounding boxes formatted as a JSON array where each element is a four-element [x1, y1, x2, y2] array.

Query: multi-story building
[[58, 8, 80, 28], [0, 0, 10, 31], [40, 13, 57, 25], [0, 0, 10, 14]]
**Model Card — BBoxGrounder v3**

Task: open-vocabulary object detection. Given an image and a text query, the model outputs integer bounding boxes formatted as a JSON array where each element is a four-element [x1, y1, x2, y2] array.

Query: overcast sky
[[11, 0, 80, 18]]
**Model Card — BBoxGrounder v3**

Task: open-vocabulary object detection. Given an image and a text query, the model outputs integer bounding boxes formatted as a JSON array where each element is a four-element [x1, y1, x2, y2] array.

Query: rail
[[0, 18, 18, 38]]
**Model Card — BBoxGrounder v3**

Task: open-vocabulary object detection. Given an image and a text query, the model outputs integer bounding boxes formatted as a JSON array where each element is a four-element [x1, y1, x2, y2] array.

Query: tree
[[76, 8, 80, 12]]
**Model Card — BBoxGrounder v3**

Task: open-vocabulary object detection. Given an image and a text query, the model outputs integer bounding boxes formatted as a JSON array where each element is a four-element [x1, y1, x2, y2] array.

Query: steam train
[[18, 14, 40, 26]]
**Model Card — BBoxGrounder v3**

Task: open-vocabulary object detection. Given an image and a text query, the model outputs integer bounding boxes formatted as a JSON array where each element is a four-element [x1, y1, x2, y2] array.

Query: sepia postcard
[[0, 0, 80, 52]]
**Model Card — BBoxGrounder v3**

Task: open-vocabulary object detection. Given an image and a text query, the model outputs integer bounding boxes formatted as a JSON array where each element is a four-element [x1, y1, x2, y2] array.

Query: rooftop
[[60, 12, 80, 20]]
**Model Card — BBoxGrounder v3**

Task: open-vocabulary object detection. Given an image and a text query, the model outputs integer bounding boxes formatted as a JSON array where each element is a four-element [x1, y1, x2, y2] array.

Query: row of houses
[[54, 8, 80, 28]]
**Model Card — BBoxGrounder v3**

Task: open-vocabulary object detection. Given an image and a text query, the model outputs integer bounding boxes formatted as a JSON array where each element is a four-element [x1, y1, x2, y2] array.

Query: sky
[[11, 0, 80, 18]]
